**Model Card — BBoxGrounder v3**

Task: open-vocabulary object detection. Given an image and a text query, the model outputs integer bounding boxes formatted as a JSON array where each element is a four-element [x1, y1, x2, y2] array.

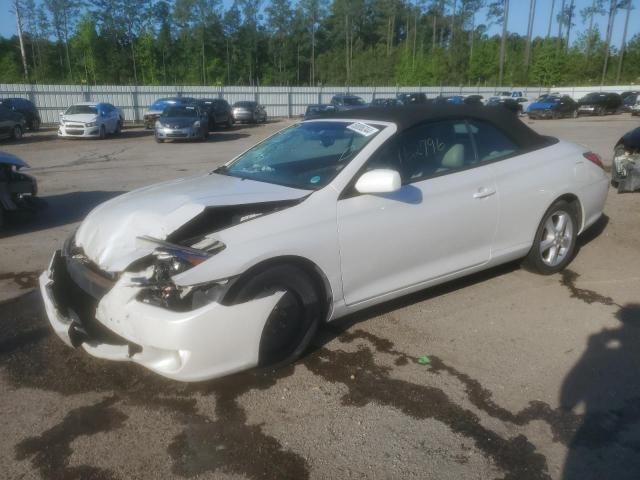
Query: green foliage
[[1, 0, 638, 86]]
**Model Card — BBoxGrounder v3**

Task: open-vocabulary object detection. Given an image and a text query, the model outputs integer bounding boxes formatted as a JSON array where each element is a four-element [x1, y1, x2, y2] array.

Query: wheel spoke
[[544, 218, 555, 236], [549, 246, 559, 265], [540, 237, 554, 253], [556, 214, 567, 233]]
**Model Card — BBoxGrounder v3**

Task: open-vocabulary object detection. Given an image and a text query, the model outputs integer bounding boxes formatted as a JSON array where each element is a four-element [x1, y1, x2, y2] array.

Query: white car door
[[337, 119, 499, 306]]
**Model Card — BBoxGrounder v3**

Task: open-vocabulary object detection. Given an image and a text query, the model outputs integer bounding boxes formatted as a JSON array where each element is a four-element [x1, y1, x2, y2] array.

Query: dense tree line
[[2, 0, 639, 86]]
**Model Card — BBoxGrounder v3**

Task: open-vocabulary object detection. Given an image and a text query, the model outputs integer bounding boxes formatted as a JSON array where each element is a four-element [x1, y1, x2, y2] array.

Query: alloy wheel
[[539, 210, 574, 267]]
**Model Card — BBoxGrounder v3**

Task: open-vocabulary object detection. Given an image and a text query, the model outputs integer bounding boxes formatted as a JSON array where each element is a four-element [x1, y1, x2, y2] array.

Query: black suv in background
[[397, 92, 429, 105], [0, 98, 41, 130], [330, 94, 367, 110], [0, 105, 27, 140], [196, 99, 234, 130], [577, 92, 622, 116]]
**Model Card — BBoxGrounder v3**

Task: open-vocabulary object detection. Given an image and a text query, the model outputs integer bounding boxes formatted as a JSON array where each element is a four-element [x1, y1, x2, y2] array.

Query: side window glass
[[468, 120, 518, 163], [397, 120, 474, 183], [364, 139, 401, 173]]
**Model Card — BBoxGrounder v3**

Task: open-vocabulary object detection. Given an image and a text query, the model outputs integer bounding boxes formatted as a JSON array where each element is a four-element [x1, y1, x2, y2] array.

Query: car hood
[[158, 116, 198, 127], [62, 113, 98, 123], [529, 101, 558, 110], [75, 173, 310, 272], [0, 151, 29, 169]]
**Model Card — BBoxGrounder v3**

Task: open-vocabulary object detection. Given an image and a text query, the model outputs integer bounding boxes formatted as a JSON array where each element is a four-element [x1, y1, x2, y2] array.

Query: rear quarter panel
[[489, 140, 606, 260]]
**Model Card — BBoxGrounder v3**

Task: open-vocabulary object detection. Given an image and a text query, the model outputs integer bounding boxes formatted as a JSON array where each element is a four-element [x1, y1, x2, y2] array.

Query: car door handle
[[473, 187, 496, 199]]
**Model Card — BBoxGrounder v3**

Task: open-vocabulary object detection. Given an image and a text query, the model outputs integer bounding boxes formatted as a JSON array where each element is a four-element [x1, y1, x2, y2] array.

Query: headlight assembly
[[86, 121, 97, 127], [135, 236, 227, 311]]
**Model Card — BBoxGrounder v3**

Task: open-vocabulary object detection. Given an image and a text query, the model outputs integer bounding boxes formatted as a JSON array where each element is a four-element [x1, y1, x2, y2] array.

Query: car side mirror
[[355, 169, 402, 194]]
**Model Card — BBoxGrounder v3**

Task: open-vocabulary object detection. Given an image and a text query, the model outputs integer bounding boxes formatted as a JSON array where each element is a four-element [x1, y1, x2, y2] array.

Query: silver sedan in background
[[232, 101, 267, 123], [154, 104, 209, 143]]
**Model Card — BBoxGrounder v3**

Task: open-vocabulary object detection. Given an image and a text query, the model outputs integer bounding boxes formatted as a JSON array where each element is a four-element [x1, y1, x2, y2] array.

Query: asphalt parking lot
[[1, 114, 640, 480]]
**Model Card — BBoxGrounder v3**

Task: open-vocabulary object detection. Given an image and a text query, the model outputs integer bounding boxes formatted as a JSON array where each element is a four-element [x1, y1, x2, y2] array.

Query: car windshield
[[496, 92, 510, 96], [217, 121, 382, 190], [343, 97, 366, 106], [162, 106, 197, 117], [234, 102, 255, 109], [624, 95, 637, 105], [65, 105, 97, 115], [583, 93, 604, 101]]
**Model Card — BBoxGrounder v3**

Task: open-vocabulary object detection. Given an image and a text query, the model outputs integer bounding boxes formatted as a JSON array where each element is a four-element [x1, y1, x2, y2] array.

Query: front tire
[[227, 264, 323, 367], [30, 118, 40, 131], [523, 200, 578, 275], [99, 125, 106, 139], [11, 125, 23, 140]]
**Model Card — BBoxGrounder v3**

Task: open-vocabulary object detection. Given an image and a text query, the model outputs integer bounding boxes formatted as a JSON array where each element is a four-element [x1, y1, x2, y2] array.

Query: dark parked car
[[464, 95, 484, 106], [196, 99, 234, 130], [232, 101, 267, 123], [527, 95, 578, 119], [0, 105, 27, 140], [622, 94, 638, 113], [143, 97, 197, 129], [612, 127, 640, 193], [330, 94, 367, 110], [620, 91, 640, 101], [0, 151, 37, 229], [577, 92, 622, 116], [397, 92, 429, 105], [0, 98, 41, 131], [304, 104, 337, 120], [370, 98, 400, 107], [486, 97, 520, 115]]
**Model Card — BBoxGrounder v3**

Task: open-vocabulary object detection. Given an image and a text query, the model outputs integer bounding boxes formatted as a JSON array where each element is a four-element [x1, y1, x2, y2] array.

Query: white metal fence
[[1, 83, 637, 125]]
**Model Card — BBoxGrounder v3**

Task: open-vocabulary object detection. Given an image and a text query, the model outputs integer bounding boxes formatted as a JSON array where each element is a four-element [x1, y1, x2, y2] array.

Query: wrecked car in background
[[39, 105, 608, 382], [612, 127, 640, 193], [0, 151, 37, 229]]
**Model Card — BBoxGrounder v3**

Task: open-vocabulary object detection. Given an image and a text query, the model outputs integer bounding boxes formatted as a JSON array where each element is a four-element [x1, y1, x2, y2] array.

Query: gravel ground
[[1, 114, 639, 480]]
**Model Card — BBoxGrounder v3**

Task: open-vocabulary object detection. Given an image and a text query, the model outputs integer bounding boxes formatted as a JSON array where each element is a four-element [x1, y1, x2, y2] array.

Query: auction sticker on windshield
[[347, 122, 379, 137]]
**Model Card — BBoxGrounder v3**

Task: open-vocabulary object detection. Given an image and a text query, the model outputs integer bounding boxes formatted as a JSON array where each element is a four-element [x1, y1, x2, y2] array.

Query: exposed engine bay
[[612, 127, 640, 193]]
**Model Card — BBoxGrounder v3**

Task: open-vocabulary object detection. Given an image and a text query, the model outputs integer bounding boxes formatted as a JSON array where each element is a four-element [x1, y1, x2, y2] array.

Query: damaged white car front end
[[39, 172, 313, 381]]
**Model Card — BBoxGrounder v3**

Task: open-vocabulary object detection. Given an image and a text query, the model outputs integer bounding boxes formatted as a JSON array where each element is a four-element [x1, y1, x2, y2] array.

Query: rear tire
[[227, 264, 323, 367], [522, 200, 579, 275], [115, 119, 122, 135]]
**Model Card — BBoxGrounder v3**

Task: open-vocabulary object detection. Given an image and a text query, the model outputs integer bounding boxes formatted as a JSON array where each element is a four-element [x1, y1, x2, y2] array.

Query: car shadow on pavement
[[559, 303, 640, 480], [2, 131, 58, 145], [575, 214, 609, 252], [313, 260, 521, 349], [1, 190, 124, 237]]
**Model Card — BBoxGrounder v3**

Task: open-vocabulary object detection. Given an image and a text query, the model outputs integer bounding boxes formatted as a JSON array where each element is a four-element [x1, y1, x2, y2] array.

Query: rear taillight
[[583, 151, 604, 169]]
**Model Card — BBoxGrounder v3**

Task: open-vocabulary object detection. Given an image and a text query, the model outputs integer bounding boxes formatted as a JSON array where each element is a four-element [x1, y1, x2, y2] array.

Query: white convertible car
[[40, 105, 609, 381]]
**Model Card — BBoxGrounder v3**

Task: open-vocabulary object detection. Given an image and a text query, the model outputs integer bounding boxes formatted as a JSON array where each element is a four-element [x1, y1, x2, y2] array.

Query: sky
[[0, 0, 638, 50]]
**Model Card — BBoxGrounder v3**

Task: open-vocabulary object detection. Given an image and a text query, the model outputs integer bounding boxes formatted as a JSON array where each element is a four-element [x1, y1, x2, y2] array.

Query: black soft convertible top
[[319, 104, 550, 149]]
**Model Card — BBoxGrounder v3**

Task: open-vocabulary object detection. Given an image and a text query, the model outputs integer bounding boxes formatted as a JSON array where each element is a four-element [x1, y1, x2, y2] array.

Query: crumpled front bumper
[[39, 250, 284, 382]]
